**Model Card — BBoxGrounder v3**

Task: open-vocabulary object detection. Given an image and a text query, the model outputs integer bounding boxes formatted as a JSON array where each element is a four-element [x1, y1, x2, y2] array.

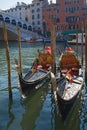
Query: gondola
[[15, 46, 52, 96], [51, 47, 83, 106], [15, 59, 51, 96]]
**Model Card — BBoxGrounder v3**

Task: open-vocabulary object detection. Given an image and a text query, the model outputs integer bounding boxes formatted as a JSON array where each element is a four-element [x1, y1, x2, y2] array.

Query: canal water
[[0, 41, 87, 130]]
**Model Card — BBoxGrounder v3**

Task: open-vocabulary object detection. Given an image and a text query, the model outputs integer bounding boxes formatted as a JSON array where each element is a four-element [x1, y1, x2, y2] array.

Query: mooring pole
[[50, 19, 56, 74], [2, 22, 12, 99], [50, 19, 57, 104], [17, 25, 22, 75], [76, 31, 78, 57], [85, 20, 87, 84], [81, 21, 84, 66]]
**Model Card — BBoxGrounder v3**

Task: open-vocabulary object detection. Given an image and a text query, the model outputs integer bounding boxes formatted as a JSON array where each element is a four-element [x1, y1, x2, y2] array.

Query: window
[[25, 17, 28, 22], [0, 15, 3, 21], [18, 22, 22, 27], [11, 9, 13, 12], [20, 12, 21, 19], [76, 16, 80, 21], [65, 1, 71, 5], [37, 14, 40, 19], [25, 7, 27, 10], [77, 7, 79, 11], [32, 9, 34, 13], [56, 9, 59, 13], [31, 4, 34, 7], [5, 17, 10, 23], [11, 19, 16, 25], [61, 26, 64, 30], [66, 8, 68, 13], [19, 7, 21, 10], [37, 8, 40, 12], [28, 26, 32, 31], [23, 24, 27, 29], [37, 3, 40, 6], [56, 18, 60, 23], [37, 21, 40, 25], [32, 22, 35, 25], [32, 15, 34, 19], [73, 0, 79, 4], [57, 26, 60, 30]]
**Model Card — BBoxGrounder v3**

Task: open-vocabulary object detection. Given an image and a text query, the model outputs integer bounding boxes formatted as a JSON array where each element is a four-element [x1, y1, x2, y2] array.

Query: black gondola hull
[[19, 69, 50, 94]]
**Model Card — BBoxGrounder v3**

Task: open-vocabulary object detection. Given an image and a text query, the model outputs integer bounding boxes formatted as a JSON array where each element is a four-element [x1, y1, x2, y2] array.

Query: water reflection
[[57, 100, 75, 122], [20, 81, 51, 130], [80, 83, 87, 130], [7, 100, 15, 130], [55, 92, 82, 130]]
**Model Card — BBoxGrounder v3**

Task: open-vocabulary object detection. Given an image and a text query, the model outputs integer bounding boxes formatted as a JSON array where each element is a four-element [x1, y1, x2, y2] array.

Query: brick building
[[42, 0, 87, 35]]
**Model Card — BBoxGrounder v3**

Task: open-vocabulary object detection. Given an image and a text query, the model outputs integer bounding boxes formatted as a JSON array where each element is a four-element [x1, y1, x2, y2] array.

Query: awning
[[61, 30, 82, 35]]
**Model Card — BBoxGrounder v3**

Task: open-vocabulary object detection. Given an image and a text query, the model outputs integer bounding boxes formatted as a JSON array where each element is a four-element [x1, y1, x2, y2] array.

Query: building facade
[[5, 2, 31, 23], [29, 0, 48, 33], [42, 2, 57, 36], [5, 0, 48, 33], [43, 0, 87, 35], [3, 0, 87, 35]]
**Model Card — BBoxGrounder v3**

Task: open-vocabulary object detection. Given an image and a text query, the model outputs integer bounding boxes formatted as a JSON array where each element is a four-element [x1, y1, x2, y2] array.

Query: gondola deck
[[57, 76, 83, 102], [56, 47, 84, 105], [24, 69, 48, 82]]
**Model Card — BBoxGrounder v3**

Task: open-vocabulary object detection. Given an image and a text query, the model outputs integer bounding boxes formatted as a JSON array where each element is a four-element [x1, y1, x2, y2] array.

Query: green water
[[0, 41, 86, 130]]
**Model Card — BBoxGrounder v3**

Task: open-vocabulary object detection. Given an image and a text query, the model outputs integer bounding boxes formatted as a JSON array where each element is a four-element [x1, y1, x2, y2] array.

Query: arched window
[[18, 21, 22, 27], [28, 26, 32, 31], [23, 24, 27, 29], [5, 17, 10, 23], [0, 15, 4, 21], [11, 19, 16, 25]]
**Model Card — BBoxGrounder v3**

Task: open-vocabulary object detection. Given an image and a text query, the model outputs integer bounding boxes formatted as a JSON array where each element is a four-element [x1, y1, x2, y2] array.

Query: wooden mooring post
[[81, 21, 84, 66], [76, 31, 78, 57], [85, 20, 87, 84], [2, 22, 12, 99], [17, 25, 22, 75], [50, 19, 56, 74], [49, 19, 58, 105], [16, 25, 26, 98]]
